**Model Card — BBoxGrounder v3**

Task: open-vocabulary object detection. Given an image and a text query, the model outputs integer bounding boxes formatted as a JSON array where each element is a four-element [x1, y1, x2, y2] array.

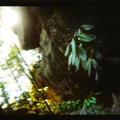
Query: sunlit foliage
[[0, 81, 9, 108]]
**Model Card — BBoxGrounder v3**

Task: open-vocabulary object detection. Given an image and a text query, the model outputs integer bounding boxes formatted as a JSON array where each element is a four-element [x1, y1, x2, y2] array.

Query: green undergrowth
[[54, 92, 106, 115], [3, 85, 115, 115], [4, 87, 107, 115]]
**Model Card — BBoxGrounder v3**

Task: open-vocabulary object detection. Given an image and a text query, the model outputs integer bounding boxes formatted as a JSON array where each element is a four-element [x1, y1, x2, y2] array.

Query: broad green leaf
[[95, 71, 99, 81], [77, 29, 82, 35], [78, 45, 87, 61], [71, 52, 76, 66], [74, 31, 77, 37], [91, 58, 98, 70], [82, 61, 88, 70], [81, 24, 94, 30], [79, 33, 94, 42], [89, 100, 96, 104], [78, 37, 81, 40], [64, 44, 70, 57], [76, 62, 80, 72], [68, 54, 72, 66], [81, 37, 93, 42], [71, 38, 76, 52], [87, 58, 92, 77], [75, 56, 79, 66], [86, 101, 90, 106], [66, 101, 71, 105], [91, 97, 96, 102], [75, 57, 80, 72]]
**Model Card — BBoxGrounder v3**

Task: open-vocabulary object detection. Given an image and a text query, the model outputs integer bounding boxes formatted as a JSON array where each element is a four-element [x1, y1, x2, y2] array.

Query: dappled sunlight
[[0, 7, 40, 107]]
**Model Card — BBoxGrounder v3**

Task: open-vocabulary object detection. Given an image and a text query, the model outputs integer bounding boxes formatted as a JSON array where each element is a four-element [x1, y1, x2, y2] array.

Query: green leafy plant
[[7, 86, 54, 115], [80, 92, 105, 115], [56, 100, 81, 114], [0, 81, 10, 107], [64, 24, 103, 80], [56, 92, 105, 115]]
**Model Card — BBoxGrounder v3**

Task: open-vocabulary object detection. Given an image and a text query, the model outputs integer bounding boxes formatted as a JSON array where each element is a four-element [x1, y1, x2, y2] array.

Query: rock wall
[[18, 5, 120, 105]]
